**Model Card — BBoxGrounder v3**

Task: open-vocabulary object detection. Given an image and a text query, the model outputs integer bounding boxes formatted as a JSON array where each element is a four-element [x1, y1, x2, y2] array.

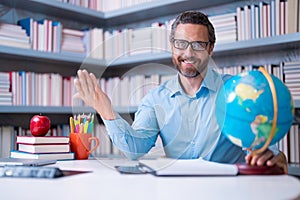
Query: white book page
[[139, 158, 238, 176]]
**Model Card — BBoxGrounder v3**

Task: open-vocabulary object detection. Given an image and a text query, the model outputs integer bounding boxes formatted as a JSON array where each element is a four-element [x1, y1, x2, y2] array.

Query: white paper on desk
[[138, 158, 238, 176]]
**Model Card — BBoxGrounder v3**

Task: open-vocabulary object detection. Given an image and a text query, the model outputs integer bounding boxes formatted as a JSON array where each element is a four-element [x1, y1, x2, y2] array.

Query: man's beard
[[173, 57, 205, 78], [176, 66, 200, 78]]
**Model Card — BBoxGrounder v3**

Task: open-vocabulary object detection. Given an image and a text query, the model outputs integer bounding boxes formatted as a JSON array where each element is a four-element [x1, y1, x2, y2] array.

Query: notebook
[[137, 158, 239, 176], [0, 158, 56, 166]]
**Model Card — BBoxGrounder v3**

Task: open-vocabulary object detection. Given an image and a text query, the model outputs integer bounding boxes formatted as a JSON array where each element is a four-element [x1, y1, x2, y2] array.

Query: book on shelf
[[287, 0, 299, 34], [16, 136, 69, 144], [0, 22, 31, 49], [0, 38, 30, 49], [10, 150, 74, 161], [17, 143, 70, 154], [0, 126, 15, 158], [61, 28, 85, 54]]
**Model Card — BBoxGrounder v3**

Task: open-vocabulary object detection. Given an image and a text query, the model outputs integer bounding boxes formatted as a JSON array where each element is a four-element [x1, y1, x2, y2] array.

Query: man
[[74, 11, 288, 173]]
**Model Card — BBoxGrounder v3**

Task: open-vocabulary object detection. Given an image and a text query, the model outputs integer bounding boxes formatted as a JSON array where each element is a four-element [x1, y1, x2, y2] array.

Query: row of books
[[103, 0, 299, 58], [3, 70, 175, 107], [16, 17, 168, 59], [216, 61, 300, 101], [100, 74, 175, 107], [236, 0, 300, 41], [278, 124, 300, 164], [18, 18, 61, 52], [1, 62, 299, 107], [1, 63, 298, 106], [14, 18, 104, 59], [96, 0, 300, 59], [56, 0, 157, 12], [283, 61, 300, 100], [215, 63, 284, 81], [9, 71, 80, 107], [103, 24, 171, 60]]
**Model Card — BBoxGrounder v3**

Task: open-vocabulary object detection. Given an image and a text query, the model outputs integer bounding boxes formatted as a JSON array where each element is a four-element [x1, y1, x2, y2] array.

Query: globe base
[[236, 163, 284, 175]]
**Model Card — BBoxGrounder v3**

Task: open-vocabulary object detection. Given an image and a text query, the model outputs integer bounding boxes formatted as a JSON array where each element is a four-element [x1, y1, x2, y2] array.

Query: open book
[[138, 158, 238, 176]]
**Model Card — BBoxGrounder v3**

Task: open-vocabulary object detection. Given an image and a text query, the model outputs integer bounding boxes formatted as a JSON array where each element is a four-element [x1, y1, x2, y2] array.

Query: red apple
[[30, 115, 51, 137]]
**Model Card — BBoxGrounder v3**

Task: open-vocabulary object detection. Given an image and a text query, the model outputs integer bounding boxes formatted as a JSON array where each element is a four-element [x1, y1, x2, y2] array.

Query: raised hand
[[73, 69, 116, 120]]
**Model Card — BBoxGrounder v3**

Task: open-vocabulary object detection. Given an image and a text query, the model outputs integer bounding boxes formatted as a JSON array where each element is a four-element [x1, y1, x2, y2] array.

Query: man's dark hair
[[170, 10, 216, 44]]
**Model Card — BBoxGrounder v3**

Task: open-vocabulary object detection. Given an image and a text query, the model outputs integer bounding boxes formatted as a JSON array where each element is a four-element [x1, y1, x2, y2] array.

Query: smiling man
[[74, 10, 288, 173]]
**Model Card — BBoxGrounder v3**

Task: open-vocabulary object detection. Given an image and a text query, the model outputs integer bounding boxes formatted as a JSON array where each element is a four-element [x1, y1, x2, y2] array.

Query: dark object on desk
[[0, 158, 56, 166], [0, 166, 64, 178], [0, 166, 91, 179], [288, 163, 300, 178], [236, 163, 284, 175], [61, 169, 91, 177], [115, 165, 146, 174]]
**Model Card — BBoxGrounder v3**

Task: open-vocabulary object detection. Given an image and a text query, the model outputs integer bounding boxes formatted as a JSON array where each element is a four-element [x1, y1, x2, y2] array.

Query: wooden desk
[[0, 159, 299, 200]]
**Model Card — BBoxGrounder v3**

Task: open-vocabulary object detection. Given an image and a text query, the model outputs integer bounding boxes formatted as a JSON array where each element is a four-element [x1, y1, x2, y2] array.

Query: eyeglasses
[[172, 39, 210, 51]]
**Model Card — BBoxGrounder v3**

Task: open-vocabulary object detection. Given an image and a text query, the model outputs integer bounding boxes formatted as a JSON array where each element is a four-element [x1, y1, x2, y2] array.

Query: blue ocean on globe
[[215, 70, 294, 150]]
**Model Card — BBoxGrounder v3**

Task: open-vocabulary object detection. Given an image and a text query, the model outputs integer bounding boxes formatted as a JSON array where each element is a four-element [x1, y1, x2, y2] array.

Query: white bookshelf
[[0, 0, 299, 176]]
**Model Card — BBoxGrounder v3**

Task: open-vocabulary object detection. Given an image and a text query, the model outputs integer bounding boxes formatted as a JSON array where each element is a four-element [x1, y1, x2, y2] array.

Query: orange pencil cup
[[70, 133, 99, 160]]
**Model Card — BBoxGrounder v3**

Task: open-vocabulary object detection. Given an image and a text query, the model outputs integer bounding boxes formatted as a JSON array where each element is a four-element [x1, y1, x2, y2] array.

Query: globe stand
[[236, 163, 284, 175], [237, 67, 284, 175]]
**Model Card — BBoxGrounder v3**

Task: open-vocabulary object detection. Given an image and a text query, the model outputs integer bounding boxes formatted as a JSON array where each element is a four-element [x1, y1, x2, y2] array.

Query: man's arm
[[74, 69, 159, 160]]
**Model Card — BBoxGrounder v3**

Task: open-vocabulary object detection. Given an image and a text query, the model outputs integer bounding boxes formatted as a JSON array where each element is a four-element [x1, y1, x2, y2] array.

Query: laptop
[[0, 158, 56, 166]]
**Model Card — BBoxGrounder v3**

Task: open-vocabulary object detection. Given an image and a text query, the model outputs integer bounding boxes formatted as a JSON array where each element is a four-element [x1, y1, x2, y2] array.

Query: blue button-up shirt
[[103, 67, 278, 163]]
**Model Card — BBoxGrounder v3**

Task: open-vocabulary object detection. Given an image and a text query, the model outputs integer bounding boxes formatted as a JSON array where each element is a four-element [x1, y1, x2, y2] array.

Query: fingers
[[89, 72, 102, 94], [252, 150, 274, 166], [245, 150, 288, 174], [73, 78, 83, 99], [74, 69, 100, 105], [73, 69, 116, 120], [245, 153, 252, 164], [245, 150, 273, 166], [77, 69, 94, 96], [266, 152, 288, 174]]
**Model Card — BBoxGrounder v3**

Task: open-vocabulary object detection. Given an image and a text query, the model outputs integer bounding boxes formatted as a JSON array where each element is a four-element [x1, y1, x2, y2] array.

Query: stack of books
[[10, 136, 74, 160], [61, 28, 85, 55], [0, 22, 31, 49], [0, 72, 13, 105]]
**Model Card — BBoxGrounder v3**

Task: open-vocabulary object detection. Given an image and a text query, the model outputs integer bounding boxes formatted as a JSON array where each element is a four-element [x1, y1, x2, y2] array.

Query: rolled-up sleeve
[[102, 93, 160, 160]]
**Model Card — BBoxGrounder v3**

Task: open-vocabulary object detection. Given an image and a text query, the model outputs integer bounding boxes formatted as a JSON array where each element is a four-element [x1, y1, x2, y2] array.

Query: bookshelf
[[1, 32, 299, 76], [0, 0, 240, 27], [0, 45, 106, 77], [0, 105, 137, 127], [0, 0, 299, 175]]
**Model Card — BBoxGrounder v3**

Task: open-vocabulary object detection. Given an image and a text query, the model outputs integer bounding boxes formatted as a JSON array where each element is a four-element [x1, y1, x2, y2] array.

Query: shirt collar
[[169, 67, 221, 98]]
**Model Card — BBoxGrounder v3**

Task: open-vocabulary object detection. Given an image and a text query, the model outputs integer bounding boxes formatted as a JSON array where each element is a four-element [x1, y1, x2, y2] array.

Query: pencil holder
[[70, 133, 99, 160]]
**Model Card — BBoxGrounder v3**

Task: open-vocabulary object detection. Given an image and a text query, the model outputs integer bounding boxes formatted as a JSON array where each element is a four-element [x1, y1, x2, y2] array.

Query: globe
[[215, 67, 294, 153]]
